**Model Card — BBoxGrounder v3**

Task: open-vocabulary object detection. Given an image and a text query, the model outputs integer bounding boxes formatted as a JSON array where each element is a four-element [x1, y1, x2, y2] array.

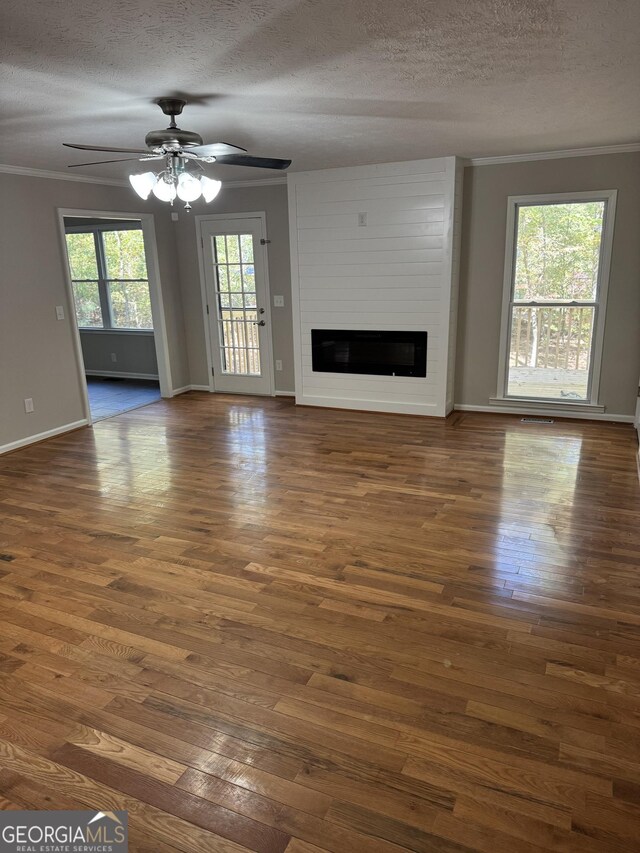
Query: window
[[498, 191, 616, 404], [65, 222, 153, 330], [213, 233, 261, 375]]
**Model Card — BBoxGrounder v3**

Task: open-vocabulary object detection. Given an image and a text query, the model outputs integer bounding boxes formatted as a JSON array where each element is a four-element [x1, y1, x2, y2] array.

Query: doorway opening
[[60, 213, 168, 422]]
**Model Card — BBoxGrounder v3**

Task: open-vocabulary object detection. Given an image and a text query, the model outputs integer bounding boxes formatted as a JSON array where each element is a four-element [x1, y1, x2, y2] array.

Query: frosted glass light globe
[[177, 172, 202, 202], [200, 176, 222, 203], [152, 177, 177, 202], [129, 172, 157, 200]]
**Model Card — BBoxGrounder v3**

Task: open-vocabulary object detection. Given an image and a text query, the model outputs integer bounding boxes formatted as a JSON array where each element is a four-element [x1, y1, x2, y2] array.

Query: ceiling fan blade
[[63, 143, 151, 155], [214, 154, 292, 170], [188, 142, 248, 157], [67, 157, 145, 167]]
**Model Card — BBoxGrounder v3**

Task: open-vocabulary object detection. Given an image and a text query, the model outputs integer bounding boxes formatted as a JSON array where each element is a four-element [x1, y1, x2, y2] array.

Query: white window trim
[[495, 189, 617, 408]]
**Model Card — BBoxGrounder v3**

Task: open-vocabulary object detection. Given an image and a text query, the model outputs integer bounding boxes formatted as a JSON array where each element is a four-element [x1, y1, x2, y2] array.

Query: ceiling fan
[[63, 98, 292, 208]]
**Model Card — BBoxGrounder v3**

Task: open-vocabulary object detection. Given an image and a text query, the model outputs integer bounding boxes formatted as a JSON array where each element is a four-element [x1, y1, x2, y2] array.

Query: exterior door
[[201, 217, 274, 395]]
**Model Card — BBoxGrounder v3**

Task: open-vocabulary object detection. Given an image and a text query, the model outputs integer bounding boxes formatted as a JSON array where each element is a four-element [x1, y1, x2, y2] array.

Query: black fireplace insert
[[311, 329, 427, 377]]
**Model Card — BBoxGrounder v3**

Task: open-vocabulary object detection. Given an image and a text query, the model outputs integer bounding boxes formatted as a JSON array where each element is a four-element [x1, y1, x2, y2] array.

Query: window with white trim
[[498, 191, 616, 404], [64, 221, 153, 330]]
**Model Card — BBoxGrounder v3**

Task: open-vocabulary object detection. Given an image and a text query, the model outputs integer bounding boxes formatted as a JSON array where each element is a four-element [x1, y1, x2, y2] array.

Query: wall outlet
[[275, 359, 283, 372], [55, 305, 65, 320], [273, 295, 284, 307], [358, 212, 367, 226], [24, 398, 34, 413], [111, 352, 117, 363]]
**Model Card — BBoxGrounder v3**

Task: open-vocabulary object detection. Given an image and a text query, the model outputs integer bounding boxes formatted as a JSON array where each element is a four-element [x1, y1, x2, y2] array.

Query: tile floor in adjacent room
[[86, 376, 161, 421]]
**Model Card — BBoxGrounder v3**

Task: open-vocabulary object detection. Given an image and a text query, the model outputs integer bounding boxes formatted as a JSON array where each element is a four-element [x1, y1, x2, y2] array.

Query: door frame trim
[[195, 211, 275, 396], [56, 208, 173, 426]]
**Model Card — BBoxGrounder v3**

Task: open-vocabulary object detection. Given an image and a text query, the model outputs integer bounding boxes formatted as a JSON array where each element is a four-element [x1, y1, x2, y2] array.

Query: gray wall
[[174, 182, 294, 391], [80, 330, 158, 377], [456, 152, 640, 416], [0, 172, 189, 448], [2, 152, 638, 450]]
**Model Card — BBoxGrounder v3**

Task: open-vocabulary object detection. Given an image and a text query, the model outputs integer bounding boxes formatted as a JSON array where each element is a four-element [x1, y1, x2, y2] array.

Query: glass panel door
[[201, 217, 273, 396]]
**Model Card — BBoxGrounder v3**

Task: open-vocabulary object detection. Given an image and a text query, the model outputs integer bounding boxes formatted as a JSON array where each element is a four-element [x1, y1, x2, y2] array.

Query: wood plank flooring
[[0, 393, 639, 852]]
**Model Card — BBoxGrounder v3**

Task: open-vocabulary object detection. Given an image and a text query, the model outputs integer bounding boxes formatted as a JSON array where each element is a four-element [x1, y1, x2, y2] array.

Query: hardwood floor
[[0, 392, 639, 852]]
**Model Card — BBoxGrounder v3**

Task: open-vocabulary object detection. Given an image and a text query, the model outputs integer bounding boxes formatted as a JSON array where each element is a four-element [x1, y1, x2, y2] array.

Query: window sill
[[78, 328, 154, 336], [490, 397, 605, 413]]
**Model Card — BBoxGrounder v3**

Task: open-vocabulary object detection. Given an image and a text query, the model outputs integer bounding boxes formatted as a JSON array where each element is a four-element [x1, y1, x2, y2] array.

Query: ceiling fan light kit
[[128, 161, 222, 206], [64, 98, 290, 211]]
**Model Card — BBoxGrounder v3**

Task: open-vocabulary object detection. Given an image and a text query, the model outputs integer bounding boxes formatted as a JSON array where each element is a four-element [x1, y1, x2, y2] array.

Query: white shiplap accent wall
[[288, 157, 461, 416]]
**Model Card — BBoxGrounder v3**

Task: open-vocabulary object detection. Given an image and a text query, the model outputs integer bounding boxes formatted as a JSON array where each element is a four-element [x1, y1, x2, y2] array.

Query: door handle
[[253, 320, 266, 326]]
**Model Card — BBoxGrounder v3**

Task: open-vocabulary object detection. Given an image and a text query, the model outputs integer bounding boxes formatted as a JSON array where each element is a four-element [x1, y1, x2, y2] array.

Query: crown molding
[[0, 162, 288, 190], [223, 176, 287, 188], [0, 162, 129, 186], [469, 142, 640, 166], [5, 142, 637, 187]]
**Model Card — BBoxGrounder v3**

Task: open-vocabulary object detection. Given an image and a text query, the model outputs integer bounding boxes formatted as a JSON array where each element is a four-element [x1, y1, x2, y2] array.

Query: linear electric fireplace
[[311, 329, 427, 377]]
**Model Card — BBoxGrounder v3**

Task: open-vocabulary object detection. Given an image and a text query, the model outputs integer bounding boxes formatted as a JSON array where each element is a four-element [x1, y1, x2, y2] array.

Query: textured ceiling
[[1, 0, 639, 182]]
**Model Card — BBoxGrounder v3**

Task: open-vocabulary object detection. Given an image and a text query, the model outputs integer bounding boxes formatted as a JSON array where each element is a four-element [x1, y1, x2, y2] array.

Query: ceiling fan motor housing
[[146, 98, 203, 148], [144, 127, 204, 148]]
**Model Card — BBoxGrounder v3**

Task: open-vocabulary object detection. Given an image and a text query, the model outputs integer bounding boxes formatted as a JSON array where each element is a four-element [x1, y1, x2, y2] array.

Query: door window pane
[[240, 234, 254, 262], [228, 265, 243, 292], [214, 236, 227, 263], [225, 235, 240, 263], [217, 266, 229, 290]]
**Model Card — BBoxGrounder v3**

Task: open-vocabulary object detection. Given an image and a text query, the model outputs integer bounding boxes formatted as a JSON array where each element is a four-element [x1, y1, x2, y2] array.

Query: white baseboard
[[85, 370, 159, 381], [170, 384, 212, 396], [455, 403, 635, 423], [0, 419, 88, 455], [173, 386, 294, 398], [296, 394, 443, 417]]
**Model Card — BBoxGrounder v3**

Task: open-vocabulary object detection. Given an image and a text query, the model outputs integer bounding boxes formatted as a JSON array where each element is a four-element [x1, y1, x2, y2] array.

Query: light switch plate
[[275, 360, 283, 371], [55, 305, 65, 320], [273, 295, 284, 307]]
